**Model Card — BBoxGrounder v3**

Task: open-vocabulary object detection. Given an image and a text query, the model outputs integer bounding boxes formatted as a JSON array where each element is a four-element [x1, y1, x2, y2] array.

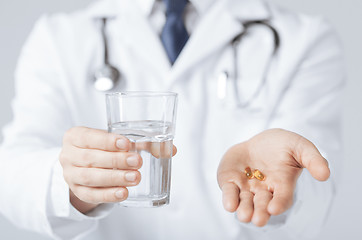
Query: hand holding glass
[[106, 92, 178, 207]]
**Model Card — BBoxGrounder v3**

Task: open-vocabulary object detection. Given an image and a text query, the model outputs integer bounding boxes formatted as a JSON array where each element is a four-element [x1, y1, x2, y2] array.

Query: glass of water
[[105, 92, 178, 207]]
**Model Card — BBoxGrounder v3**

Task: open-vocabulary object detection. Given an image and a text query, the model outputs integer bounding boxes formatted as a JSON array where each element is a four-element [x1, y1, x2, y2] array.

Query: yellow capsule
[[254, 169, 266, 181], [245, 167, 254, 179]]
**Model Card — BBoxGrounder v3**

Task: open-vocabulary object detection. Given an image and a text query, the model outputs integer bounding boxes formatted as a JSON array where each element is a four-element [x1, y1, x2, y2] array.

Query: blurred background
[[0, 0, 361, 239]]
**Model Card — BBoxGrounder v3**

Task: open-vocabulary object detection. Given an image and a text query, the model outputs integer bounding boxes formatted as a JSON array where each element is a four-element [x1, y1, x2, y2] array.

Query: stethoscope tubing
[[101, 18, 110, 65], [230, 19, 280, 108], [94, 17, 280, 106]]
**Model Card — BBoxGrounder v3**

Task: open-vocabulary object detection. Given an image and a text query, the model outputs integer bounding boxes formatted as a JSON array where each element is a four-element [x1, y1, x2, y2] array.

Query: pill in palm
[[254, 169, 266, 181], [245, 167, 254, 179]]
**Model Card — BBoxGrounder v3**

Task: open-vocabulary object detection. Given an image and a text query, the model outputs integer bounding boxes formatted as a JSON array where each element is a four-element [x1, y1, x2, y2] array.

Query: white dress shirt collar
[[135, 0, 215, 16]]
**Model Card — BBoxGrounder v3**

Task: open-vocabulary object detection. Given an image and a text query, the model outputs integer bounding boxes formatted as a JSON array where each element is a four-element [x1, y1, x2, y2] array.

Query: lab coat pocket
[[212, 69, 268, 116], [207, 69, 270, 156]]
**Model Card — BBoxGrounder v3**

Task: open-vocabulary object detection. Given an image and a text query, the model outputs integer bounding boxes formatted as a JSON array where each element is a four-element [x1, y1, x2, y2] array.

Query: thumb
[[293, 136, 330, 181]]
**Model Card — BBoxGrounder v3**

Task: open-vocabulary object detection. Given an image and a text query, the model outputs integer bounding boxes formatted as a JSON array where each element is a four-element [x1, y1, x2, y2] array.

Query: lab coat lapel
[[119, 0, 171, 76], [170, 0, 271, 80], [87, 0, 271, 82], [88, 0, 171, 78]]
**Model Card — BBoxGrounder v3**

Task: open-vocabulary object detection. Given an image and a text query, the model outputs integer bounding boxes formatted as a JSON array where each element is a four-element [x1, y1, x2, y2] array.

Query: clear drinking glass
[[105, 92, 178, 207]]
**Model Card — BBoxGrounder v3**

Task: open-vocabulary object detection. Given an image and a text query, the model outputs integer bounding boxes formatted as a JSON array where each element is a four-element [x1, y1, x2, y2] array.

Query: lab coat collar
[[85, 0, 171, 78], [86, 0, 119, 18], [86, 0, 220, 18], [227, 0, 271, 21], [86, 0, 271, 80], [190, 0, 216, 15], [169, 0, 271, 80], [134, 0, 154, 16], [134, 0, 216, 16]]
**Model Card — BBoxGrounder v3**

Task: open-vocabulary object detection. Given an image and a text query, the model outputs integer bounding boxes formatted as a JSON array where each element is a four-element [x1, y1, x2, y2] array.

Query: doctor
[[0, 0, 344, 239]]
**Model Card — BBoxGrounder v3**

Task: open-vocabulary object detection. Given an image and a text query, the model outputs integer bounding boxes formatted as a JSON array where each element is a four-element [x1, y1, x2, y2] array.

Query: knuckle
[[82, 189, 97, 204], [71, 186, 94, 204], [62, 168, 72, 185], [102, 190, 112, 203], [64, 127, 91, 146], [68, 184, 77, 194], [239, 190, 252, 198], [59, 150, 68, 166], [80, 149, 94, 167], [110, 170, 122, 185], [79, 128, 92, 148], [103, 132, 120, 151], [79, 169, 91, 186], [119, 152, 130, 168], [237, 211, 249, 223], [70, 185, 81, 196], [111, 152, 121, 169], [108, 133, 118, 146], [63, 127, 77, 144], [218, 170, 243, 189]]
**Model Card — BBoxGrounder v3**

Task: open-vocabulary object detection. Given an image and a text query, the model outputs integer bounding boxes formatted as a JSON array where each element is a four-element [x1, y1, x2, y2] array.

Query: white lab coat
[[0, 0, 345, 239]]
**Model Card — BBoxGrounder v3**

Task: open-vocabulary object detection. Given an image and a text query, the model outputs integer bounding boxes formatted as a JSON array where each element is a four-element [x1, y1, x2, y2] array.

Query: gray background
[[0, 0, 361, 239]]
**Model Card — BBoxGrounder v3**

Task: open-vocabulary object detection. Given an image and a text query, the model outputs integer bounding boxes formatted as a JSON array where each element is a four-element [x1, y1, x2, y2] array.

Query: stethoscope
[[93, 18, 280, 108], [93, 18, 120, 92], [217, 20, 280, 108]]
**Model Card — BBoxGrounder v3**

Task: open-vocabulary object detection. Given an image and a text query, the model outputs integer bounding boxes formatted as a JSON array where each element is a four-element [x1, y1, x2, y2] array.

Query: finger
[[221, 182, 240, 212], [64, 127, 130, 151], [72, 185, 129, 204], [152, 140, 173, 159], [293, 136, 330, 181], [70, 168, 141, 187], [135, 141, 176, 159], [217, 143, 248, 189], [267, 184, 294, 216], [172, 145, 177, 157], [236, 191, 254, 222], [252, 190, 273, 227], [72, 148, 142, 170]]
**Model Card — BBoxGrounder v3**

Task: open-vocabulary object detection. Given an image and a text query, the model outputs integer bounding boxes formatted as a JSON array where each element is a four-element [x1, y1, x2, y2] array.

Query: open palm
[[217, 129, 330, 227]]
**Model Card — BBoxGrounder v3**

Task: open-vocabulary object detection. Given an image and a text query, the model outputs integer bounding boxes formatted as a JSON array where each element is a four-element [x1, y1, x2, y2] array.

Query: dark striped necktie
[[161, 0, 189, 65]]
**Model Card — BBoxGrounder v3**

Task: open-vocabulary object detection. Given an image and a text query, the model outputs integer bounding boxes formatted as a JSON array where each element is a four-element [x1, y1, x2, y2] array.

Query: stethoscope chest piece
[[94, 64, 120, 92]]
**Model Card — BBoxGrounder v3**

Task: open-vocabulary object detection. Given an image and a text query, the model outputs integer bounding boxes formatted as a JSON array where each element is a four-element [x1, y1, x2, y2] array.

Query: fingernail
[[127, 155, 139, 167], [116, 139, 127, 150], [115, 190, 125, 199], [125, 172, 137, 182]]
